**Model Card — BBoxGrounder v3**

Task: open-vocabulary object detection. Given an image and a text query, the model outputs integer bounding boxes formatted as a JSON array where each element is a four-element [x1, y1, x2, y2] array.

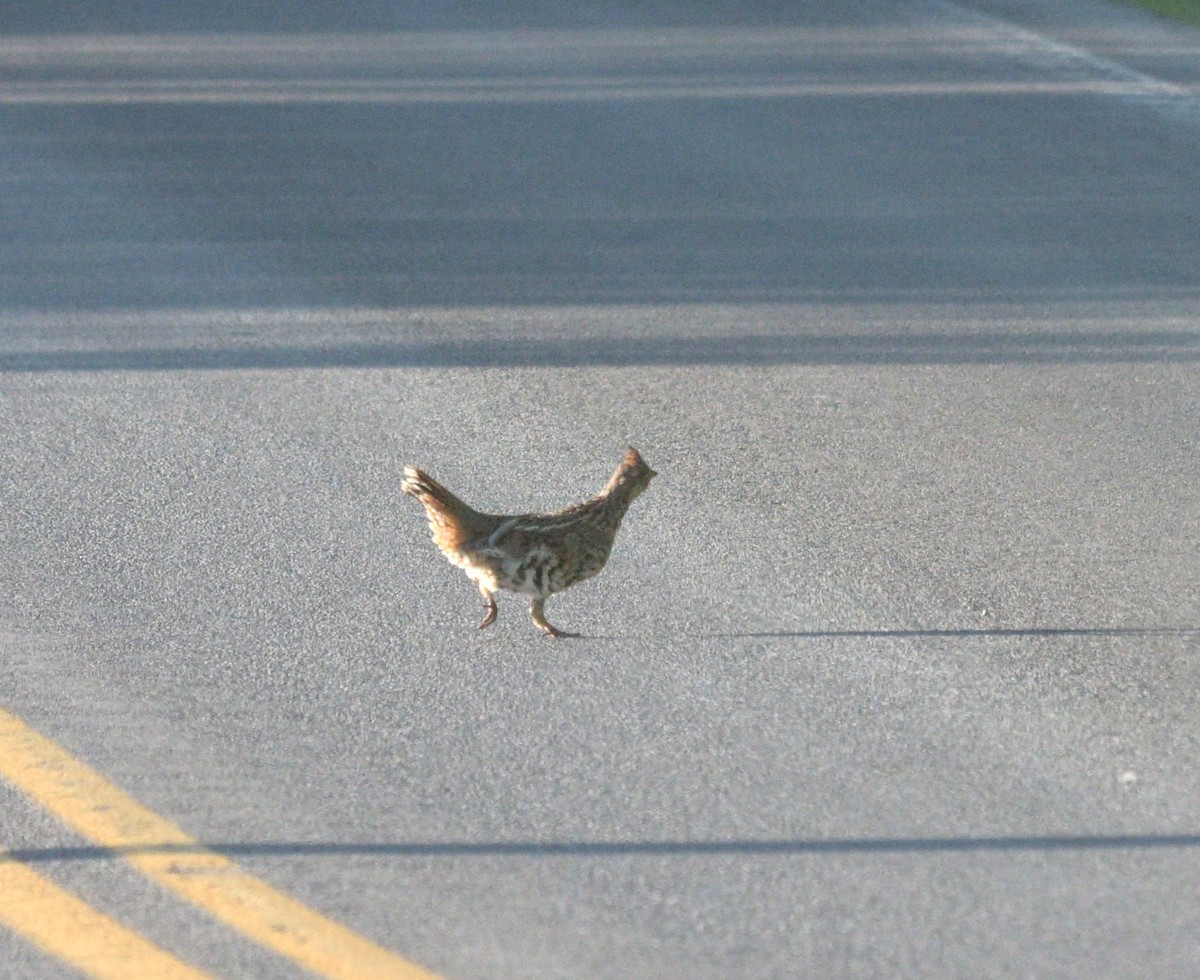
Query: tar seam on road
[[0, 850, 213, 980], [0, 77, 1187, 105], [0, 708, 440, 980]]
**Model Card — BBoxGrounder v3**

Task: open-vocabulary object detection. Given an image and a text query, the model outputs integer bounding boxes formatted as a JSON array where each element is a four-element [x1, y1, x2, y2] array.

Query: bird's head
[[612, 446, 656, 500]]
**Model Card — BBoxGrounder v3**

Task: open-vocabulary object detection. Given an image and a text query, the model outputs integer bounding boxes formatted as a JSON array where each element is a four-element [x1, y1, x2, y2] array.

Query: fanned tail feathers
[[402, 466, 486, 553]]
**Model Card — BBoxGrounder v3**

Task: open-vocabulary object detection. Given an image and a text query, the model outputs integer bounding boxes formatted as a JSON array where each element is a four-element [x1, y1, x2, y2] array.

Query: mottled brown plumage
[[402, 448, 656, 637]]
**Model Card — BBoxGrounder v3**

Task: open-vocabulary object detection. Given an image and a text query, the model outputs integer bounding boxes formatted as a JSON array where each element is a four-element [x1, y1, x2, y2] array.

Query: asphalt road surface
[[2, 0, 1199, 977]]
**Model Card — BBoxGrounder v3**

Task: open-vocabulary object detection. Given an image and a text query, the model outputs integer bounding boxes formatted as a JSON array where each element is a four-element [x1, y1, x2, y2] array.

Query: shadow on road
[[8, 832, 1200, 864], [2, 327, 1199, 372]]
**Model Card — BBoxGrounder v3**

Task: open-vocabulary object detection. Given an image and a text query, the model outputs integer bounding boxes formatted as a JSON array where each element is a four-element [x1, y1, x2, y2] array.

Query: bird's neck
[[588, 479, 639, 530]]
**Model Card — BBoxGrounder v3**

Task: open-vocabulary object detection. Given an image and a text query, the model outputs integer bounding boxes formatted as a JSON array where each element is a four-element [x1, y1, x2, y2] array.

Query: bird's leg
[[529, 598, 559, 637], [479, 588, 498, 630], [530, 597, 578, 638]]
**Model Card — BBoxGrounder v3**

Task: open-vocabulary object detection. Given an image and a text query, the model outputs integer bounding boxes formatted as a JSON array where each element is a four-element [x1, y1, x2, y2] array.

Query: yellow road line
[[0, 708, 439, 980], [0, 851, 212, 980]]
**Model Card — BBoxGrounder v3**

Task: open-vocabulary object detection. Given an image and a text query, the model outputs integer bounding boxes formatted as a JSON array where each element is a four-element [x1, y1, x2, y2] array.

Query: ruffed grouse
[[402, 448, 655, 637]]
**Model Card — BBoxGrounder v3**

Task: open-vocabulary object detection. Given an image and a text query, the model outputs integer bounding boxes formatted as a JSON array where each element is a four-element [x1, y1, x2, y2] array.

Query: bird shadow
[[703, 626, 1200, 640], [538, 626, 1200, 643]]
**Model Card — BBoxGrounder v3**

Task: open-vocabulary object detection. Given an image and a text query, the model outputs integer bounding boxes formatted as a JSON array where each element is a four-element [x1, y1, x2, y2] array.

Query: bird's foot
[[530, 598, 579, 638], [479, 598, 498, 630], [537, 623, 581, 639]]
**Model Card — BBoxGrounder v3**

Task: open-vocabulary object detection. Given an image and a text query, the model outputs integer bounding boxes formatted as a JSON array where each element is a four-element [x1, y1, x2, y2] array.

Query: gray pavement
[[1, 0, 1199, 977]]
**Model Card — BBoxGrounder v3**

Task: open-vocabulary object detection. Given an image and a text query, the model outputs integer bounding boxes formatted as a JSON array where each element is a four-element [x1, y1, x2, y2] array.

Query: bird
[[401, 447, 656, 637]]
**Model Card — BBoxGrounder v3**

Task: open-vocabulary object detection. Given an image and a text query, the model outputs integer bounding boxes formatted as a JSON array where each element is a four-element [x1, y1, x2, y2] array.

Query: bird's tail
[[402, 465, 457, 507], [402, 466, 482, 551]]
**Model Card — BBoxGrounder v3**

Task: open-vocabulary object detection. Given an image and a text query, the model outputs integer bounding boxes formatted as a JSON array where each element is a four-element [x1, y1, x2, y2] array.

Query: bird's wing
[[466, 511, 608, 562]]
